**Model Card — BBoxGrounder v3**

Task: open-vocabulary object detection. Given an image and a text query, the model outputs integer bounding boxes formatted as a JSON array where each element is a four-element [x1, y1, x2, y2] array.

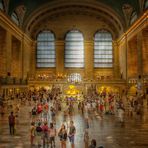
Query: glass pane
[[94, 30, 113, 68], [66, 30, 83, 41], [37, 63, 55, 68], [65, 59, 84, 62], [65, 30, 84, 68], [11, 12, 19, 26], [65, 54, 84, 58], [65, 50, 84, 55], [130, 11, 138, 25], [94, 63, 113, 68], [0, 0, 4, 10], [65, 63, 84, 67], [145, 0, 148, 9], [36, 31, 56, 68]]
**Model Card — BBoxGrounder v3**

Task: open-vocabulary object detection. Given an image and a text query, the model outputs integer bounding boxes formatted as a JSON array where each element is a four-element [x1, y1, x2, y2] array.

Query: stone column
[[29, 41, 36, 78], [14, 41, 22, 78], [21, 38, 25, 79], [137, 32, 143, 93], [84, 41, 93, 80], [142, 29, 148, 75], [113, 41, 120, 79], [0, 29, 6, 76], [55, 41, 64, 75], [137, 32, 143, 78], [5, 31, 12, 75], [19, 41, 23, 78], [22, 38, 32, 79]]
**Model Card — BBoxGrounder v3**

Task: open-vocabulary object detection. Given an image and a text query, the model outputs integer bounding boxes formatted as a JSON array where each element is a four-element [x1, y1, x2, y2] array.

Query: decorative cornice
[[117, 10, 148, 43], [0, 10, 32, 42]]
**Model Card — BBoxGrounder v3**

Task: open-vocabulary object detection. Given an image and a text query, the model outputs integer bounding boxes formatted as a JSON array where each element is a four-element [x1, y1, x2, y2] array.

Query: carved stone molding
[[15, 5, 26, 27], [122, 3, 133, 28]]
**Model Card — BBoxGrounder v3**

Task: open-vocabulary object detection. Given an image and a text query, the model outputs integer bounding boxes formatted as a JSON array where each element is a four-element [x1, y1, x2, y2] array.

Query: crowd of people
[[0, 85, 147, 148]]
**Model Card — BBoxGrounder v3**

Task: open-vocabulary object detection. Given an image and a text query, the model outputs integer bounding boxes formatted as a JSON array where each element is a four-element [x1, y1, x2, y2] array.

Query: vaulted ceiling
[[8, 0, 140, 18], [5, 0, 146, 39]]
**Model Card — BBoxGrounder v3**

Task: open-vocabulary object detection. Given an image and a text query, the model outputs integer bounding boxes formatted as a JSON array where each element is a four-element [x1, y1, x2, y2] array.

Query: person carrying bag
[[58, 124, 67, 148]]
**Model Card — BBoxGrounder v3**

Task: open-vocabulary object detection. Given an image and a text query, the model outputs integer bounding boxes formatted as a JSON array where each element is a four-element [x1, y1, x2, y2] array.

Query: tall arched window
[[130, 11, 138, 25], [36, 31, 56, 68], [144, 0, 148, 9], [65, 30, 84, 68], [0, 0, 4, 10], [94, 30, 113, 68], [11, 12, 20, 26]]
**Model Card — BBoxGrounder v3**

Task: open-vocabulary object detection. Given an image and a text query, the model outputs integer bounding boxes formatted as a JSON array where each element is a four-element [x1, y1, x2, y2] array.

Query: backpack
[[63, 132, 67, 140], [36, 126, 42, 132], [58, 131, 67, 140], [32, 108, 36, 115]]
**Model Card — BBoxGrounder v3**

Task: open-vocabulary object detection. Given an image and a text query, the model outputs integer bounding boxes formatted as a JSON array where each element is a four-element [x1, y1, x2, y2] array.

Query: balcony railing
[[0, 77, 27, 85]]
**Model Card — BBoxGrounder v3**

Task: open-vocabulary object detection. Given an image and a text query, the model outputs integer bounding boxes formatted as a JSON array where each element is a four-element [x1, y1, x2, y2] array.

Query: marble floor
[[0, 102, 148, 148]]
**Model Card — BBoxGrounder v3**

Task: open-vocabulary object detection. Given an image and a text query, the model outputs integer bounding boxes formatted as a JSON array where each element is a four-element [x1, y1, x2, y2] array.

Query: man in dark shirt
[[8, 112, 15, 135], [68, 120, 76, 148]]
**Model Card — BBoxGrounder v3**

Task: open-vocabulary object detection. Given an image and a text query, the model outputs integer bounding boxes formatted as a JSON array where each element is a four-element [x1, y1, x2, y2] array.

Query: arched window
[[36, 31, 56, 68], [65, 30, 84, 68], [94, 30, 113, 68], [0, 0, 4, 10], [11, 12, 20, 26], [144, 0, 148, 9], [130, 11, 138, 25]]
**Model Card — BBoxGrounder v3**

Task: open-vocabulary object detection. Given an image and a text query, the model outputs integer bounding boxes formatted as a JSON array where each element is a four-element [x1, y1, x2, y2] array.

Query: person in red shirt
[[37, 104, 42, 114], [42, 122, 49, 146]]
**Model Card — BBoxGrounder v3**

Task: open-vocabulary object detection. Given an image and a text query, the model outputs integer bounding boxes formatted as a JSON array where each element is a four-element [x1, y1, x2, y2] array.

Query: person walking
[[35, 122, 43, 147], [8, 111, 15, 135], [68, 121, 76, 148], [42, 122, 49, 147], [118, 107, 125, 126], [58, 124, 67, 148], [51, 107, 56, 124], [49, 122, 56, 148], [30, 122, 36, 146], [84, 129, 89, 148]]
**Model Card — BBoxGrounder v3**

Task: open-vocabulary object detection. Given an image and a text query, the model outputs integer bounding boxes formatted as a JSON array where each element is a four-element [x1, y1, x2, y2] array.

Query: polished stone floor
[[0, 101, 148, 148]]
